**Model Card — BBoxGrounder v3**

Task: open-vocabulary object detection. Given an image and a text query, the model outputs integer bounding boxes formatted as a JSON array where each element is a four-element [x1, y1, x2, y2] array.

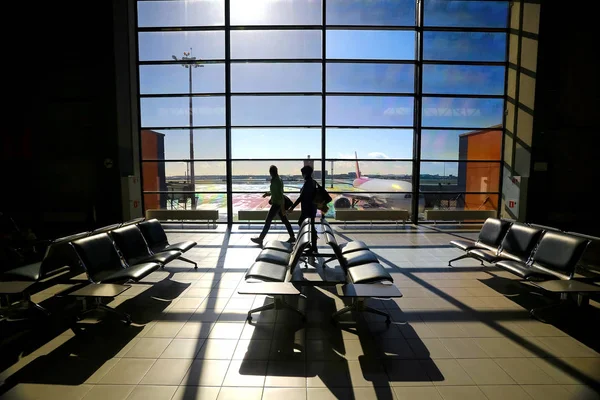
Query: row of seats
[[448, 218, 592, 281], [1, 219, 196, 318], [243, 218, 397, 323]]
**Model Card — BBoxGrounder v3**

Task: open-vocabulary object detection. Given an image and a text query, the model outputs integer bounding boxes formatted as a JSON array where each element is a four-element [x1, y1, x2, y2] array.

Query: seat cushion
[[131, 250, 181, 266], [341, 241, 369, 254], [467, 248, 498, 263], [348, 262, 393, 284], [496, 260, 554, 280], [246, 261, 288, 282], [449, 239, 477, 251], [2, 261, 43, 281], [263, 240, 294, 253], [256, 249, 290, 266], [100, 262, 161, 283], [344, 250, 379, 268], [158, 241, 196, 253]]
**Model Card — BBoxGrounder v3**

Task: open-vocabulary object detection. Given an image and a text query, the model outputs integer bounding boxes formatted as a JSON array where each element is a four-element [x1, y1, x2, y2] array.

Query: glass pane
[[137, 0, 224, 27], [329, 160, 413, 190], [326, 129, 413, 159], [232, 129, 321, 158], [138, 32, 225, 61], [423, 32, 506, 62], [420, 161, 500, 191], [421, 98, 503, 128], [140, 97, 225, 127], [327, 96, 414, 126], [328, 191, 419, 220], [231, 63, 321, 92], [422, 194, 498, 217], [144, 193, 229, 222], [232, 160, 322, 191], [327, 31, 415, 60], [326, 0, 415, 26], [424, 0, 509, 28], [141, 129, 226, 160], [142, 161, 226, 190], [231, 30, 321, 59], [327, 63, 414, 93], [232, 96, 321, 126], [421, 128, 502, 160], [230, 0, 322, 25], [422, 65, 505, 95], [139, 64, 225, 94]]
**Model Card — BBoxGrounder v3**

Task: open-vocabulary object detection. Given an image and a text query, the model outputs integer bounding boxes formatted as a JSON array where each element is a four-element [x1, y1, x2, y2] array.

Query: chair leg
[[448, 253, 470, 266], [179, 256, 198, 269], [364, 306, 391, 324], [280, 299, 306, 320], [97, 304, 132, 324], [331, 304, 354, 321], [247, 302, 275, 321]]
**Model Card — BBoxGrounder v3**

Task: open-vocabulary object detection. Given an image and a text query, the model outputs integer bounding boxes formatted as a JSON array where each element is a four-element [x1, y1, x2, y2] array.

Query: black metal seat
[[262, 223, 311, 253], [448, 218, 512, 265], [321, 223, 368, 255], [0, 231, 91, 316], [347, 262, 393, 284], [110, 225, 181, 268], [254, 248, 291, 266], [137, 219, 197, 268], [465, 222, 543, 266], [71, 233, 161, 284]]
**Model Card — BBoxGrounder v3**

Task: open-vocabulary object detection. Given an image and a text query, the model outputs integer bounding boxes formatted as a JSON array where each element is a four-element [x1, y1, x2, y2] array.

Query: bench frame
[[334, 209, 409, 228], [145, 209, 218, 228]]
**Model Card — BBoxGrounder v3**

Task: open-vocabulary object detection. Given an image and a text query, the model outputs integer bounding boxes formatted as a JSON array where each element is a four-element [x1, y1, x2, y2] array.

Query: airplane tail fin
[[354, 151, 362, 179]]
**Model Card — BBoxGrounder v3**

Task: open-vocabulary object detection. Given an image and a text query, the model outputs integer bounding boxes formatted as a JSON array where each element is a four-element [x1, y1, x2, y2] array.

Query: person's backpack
[[312, 180, 332, 213]]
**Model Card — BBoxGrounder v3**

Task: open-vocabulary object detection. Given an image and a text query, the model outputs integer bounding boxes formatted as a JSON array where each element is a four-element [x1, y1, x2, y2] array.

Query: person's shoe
[[250, 237, 263, 247], [286, 237, 296, 243]]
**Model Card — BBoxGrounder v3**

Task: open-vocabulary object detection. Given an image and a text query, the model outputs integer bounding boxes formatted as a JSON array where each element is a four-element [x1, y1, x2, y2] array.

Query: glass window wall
[[137, 0, 508, 224]]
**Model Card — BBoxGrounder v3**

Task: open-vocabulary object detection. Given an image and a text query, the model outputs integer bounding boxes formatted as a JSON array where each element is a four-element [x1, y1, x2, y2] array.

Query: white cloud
[[368, 152, 391, 159]]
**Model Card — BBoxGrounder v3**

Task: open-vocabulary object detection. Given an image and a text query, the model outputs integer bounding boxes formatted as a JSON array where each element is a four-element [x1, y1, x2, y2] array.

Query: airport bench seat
[[322, 221, 369, 255], [71, 233, 161, 284], [110, 224, 181, 268], [138, 219, 197, 268], [348, 262, 393, 284], [262, 222, 311, 253], [448, 217, 512, 265], [243, 234, 311, 321]]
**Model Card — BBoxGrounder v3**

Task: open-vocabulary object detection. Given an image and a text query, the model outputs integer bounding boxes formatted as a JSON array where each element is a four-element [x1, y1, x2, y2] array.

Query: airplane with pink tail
[[332, 151, 425, 217]]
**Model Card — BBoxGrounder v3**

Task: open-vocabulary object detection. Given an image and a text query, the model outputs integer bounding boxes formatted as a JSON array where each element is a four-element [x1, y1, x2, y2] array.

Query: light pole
[[172, 48, 203, 209]]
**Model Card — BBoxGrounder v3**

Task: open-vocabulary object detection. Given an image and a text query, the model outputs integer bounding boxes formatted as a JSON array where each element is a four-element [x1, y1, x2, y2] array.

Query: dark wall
[[3, 2, 125, 239], [527, 4, 599, 237]]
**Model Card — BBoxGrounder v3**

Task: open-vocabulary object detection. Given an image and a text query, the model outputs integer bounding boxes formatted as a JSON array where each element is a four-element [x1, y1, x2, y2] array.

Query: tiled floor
[[1, 223, 599, 400]]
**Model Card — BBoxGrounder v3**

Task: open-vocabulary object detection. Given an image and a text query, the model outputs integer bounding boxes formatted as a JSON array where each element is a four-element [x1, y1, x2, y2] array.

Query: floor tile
[[393, 386, 443, 400], [180, 360, 230, 386], [82, 384, 135, 400], [494, 358, 557, 384], [436, 385, 488, 400], [161, 339, 205, 359], [140, 359, 193, 385], [521, 384, 577, 400], [478, 385, 534, 400], [456, 358, 515, 385], [195, 339, 238, 359], [262, 387, 307, 400], [265, 361, 306, 387], [419, 359, 474, 386], [126, 385, 178, 400], [222, 360, 267, 387], [123, 338, 172, 358], [170, 386, 220, 400], [99, 358, 156, 385], [217, 387, 263, 400]]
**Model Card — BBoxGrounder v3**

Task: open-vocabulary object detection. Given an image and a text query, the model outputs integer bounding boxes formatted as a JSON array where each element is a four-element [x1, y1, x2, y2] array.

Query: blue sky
[[137, 0, 508, 177]]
